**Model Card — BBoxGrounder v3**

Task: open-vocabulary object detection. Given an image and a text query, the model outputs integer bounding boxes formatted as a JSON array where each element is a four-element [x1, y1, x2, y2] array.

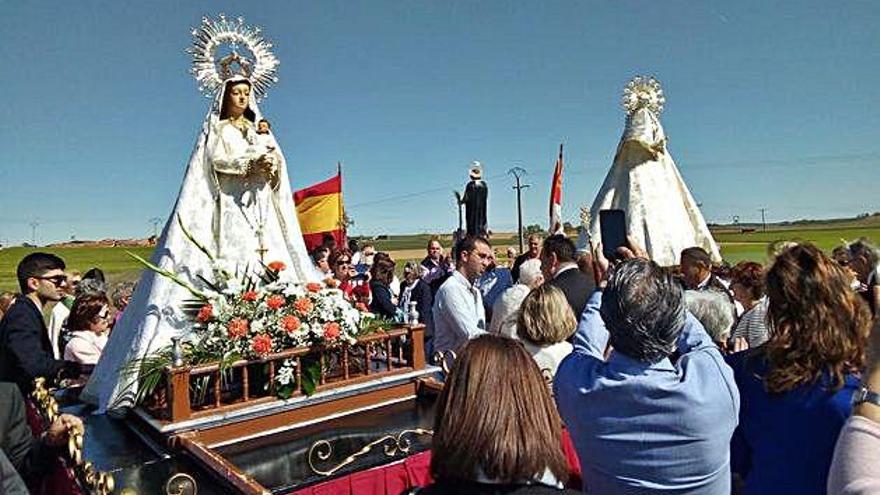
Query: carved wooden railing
[[152, 324, 426, 423]]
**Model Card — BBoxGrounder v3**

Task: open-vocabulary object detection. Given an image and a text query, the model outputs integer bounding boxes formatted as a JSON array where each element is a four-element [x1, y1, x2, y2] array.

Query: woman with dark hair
[[329, 250, 360, 302], [729, 243, 871, 494], [63, 293, 112, 365], [369, 257, 398, 319], [728, 261, 769, 348], [410, 335, 577, 494], [311, 246, 332, 278]]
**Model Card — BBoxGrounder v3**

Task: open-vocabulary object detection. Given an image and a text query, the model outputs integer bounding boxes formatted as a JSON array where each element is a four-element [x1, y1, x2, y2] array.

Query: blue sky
[[1, 1, 878, 245]]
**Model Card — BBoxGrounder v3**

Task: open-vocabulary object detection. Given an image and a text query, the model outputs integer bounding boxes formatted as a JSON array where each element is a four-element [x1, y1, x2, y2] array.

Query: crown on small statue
[[187, 14, 279, 100], [622, 76, 666, 115]]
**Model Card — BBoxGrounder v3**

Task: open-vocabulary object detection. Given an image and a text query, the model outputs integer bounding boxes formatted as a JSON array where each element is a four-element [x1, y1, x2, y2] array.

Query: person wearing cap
[[459, 161, 488, 237]]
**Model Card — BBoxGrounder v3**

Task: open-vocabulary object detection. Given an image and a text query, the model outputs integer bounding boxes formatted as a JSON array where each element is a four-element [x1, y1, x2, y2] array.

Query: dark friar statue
[[461, 161, 488, 236]]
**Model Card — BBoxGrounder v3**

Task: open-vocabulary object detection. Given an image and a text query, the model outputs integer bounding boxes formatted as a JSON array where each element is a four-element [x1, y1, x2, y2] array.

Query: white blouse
[[64, 331, 108, 365]]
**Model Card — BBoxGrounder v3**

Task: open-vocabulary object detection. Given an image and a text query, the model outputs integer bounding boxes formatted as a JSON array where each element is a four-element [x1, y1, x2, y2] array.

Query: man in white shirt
[[431, 236, 493, 358]]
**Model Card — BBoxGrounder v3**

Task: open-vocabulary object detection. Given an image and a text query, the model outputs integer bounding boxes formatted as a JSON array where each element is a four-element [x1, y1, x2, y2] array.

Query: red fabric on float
[[289, 430, 581, 495]]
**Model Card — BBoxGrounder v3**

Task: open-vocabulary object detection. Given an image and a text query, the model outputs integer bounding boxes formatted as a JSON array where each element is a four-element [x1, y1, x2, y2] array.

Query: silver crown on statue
[[622, 76, 666, 115], [187, 14, 280, 100]]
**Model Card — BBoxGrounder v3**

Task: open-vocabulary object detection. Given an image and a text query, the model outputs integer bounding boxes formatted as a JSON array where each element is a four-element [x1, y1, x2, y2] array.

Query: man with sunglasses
[[0, 253, 80, 393]]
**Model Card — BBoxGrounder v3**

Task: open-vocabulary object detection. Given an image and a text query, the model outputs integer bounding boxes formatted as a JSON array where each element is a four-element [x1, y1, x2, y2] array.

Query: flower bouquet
[[125, 216, 390, 406]]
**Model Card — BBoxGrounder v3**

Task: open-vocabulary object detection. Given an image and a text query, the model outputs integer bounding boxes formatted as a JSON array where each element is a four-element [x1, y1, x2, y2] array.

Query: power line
[[347, 172, 509, 208]]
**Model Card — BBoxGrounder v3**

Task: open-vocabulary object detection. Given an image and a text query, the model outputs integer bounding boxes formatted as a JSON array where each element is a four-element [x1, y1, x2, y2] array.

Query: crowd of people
[[411, 234, 880, 494], [1, 234, 879, 493]]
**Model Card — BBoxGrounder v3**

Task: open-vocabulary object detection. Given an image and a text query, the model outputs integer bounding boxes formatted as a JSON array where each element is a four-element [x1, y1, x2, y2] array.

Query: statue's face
[[225, 83, 250, 117]]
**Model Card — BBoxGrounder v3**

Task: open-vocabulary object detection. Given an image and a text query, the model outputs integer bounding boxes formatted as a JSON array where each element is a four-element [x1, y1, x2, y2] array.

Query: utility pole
[[148, 217, 163, 238], [29, 221, 40, 246], [507, 167, 530, 253], [758, 208, 768, 232]]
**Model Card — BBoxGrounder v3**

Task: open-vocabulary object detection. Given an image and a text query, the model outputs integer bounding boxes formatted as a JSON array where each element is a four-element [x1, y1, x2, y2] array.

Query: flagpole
[[338, 161, 345, 243]]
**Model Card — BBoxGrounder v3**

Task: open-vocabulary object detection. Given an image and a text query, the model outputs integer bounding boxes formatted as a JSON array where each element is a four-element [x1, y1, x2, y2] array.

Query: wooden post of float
[[167, 366, 192, 423]]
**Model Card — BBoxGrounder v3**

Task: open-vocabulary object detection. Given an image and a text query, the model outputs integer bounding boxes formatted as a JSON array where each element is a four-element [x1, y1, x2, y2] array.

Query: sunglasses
[[335, 260, 351, 266], [36, 275, 68, 286]]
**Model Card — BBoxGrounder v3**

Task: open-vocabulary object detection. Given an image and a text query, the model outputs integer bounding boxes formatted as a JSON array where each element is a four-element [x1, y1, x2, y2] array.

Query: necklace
[[228, 116, 249, 137]]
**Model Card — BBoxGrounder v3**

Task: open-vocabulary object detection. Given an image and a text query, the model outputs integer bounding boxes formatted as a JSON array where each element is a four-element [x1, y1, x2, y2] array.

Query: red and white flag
[[549, 143, 564, 235]]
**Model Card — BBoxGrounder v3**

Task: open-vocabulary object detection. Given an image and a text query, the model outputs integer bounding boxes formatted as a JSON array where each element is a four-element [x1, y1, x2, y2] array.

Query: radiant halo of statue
[[187, 13, 279, 100], [621, 75, 666, 115]]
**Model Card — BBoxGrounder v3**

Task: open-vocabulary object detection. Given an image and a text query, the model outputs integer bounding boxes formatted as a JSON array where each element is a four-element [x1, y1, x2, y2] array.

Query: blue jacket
[[554, 291, 739, 494], [727, 350, 857, 495]]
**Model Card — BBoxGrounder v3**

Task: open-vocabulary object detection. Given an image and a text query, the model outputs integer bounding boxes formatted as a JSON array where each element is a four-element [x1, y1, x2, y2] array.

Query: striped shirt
[[731, 297, 769, 347]]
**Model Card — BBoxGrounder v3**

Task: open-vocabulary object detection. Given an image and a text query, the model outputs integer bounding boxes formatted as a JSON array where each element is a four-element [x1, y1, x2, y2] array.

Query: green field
[[0, 246, 154, 293], [2, 219, 879, 292]]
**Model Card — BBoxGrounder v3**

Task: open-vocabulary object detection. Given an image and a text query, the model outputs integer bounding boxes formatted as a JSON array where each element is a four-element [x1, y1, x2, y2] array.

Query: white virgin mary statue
[[82, 76, 317, 412], [588, 77, 721, 266]]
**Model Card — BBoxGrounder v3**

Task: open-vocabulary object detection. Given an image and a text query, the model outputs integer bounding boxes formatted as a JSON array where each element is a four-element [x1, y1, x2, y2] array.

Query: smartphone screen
[[600, 209, 627, 260]]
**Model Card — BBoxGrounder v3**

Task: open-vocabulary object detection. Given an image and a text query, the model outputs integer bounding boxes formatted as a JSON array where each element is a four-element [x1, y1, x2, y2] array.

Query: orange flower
[[355, 302, 368, 312], [196, 304, 213, 323], [227, 318, 249, 339], [267, 261, 286, 272], [323, 322, 341, 340], [281, 315, 301, 333], [251, 334, 273, 356], [306, 282, 323, 293], [242, 291, 259, 302], [323, 277, 339, 288], [293, 297, 313, 315], [266, 294, 285, 310]]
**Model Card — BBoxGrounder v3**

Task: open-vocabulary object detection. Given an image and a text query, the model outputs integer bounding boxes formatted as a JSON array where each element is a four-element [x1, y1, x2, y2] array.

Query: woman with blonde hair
[[729, 243, 871, 494], [517, 284, 576, 378], [409, 334, 577, 494]]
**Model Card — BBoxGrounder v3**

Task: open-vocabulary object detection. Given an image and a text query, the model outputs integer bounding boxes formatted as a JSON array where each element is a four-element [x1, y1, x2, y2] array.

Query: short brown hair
[[430, 335, 570, 484], [67, 293, 110, 331], [517, 285, 576, 345], [763, 243, 870, 393], [729, 261, 765, 301]]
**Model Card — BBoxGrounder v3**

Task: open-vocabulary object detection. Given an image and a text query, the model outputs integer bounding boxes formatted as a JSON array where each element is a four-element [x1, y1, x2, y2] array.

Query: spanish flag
[[293, 165, 346, 252]]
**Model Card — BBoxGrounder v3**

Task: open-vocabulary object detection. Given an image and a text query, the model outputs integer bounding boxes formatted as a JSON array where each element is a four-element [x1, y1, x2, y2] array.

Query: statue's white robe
[[82, 80, 316, 412], [589, 107, 721, 266]]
